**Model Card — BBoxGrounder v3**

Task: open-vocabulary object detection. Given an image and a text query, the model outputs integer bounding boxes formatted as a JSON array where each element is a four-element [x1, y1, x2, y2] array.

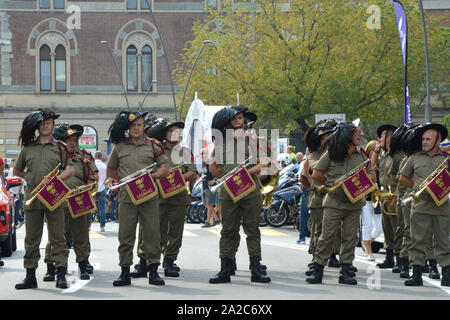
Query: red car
[[0, 176, 22, 264]]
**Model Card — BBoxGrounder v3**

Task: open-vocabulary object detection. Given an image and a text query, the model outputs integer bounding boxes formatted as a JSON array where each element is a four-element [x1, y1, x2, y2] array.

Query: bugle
[[210, 157, 253, 194], [25, 163, 61, 207], [315, 159, 370, 194], [67, 182, 98, 198], [401, 157, 449, 205], [109, 163, 158, 191]]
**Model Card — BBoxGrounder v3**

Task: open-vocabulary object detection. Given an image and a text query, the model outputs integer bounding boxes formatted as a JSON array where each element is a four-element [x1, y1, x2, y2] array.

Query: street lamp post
[[101, 40, 130, 111], [178, 40, 212, 120], [419, 0, 432, 122]]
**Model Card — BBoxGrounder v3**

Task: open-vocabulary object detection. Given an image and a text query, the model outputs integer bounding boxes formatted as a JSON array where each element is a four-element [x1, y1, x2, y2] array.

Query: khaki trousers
[[24, 207, 69, 269], [314, 208, 360, 266], [118, 200, 161, 266], [409, 211, 450, 267], [159, 204, 187, 261], [219, 196, 261, 259]]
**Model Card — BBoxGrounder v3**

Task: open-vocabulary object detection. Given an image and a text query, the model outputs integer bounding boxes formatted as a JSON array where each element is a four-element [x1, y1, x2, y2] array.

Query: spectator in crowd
[[294, 152, 304, 173], [0, 156, 4, 175], [200, 148, 221, 228], [94, 151, 107, 232], [361, 140, 383, 260], [287, 146, 296, 164], [8, 159, 26, 229], [106, 178, 119, 222], [297, 151, 310, 244]]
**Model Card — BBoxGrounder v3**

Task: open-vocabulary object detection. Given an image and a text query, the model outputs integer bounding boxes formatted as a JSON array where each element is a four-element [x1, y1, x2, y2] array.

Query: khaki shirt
[[315, 149, 374, 210], [302, 151, 325, 209], [389, 151, 408, 197], [400, 151, 449, 216], [377, 150, 396, 190], [64, 149, 98, 189], [212, 135, 261, 201], [14, 138, 73, 210], [107, 136, 169, 203], [158, 143, 198, 206]]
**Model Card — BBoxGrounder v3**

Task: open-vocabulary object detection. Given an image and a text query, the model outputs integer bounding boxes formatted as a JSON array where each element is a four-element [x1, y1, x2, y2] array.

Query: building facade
[[0, 0, 448, 160]]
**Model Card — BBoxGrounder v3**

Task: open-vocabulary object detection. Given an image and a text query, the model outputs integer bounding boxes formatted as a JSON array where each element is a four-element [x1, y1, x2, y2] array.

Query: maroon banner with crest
[[156, 168, 187, 199], [66, 190, 97, 218], [36, 175, 71, 212], [223, 167, 257, 203], [425, 168, 450, 206], [125, 172, 159, 205], [341, 168, 376, 203]]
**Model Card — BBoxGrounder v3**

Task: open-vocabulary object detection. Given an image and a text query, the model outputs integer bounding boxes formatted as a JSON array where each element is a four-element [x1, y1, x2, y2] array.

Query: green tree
[[174, 0, 448, 134]]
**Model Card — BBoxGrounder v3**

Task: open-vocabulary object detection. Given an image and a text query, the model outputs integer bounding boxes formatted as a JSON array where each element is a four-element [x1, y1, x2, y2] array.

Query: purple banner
[[393, 1, 411, 123]]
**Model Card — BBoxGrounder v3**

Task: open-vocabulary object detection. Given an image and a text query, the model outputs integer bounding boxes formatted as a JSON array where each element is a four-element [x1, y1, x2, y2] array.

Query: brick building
[[0, 0, 448, 160]]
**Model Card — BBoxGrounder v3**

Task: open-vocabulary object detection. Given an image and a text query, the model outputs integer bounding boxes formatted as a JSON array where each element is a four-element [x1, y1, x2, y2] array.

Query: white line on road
[[61, 278, 93, 294]]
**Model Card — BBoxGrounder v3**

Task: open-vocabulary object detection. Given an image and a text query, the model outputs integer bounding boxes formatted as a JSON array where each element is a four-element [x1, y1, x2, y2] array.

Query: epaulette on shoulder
[[150, 138, 163, 148], [81, 148, 94, 160], [56, 140, 69, 150]]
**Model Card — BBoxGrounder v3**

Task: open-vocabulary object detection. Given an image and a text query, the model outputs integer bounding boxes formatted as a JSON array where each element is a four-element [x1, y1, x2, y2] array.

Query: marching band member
[[208, 105, 271, 284], [371, 124, 400, 270], [307, 121, 375, 285], [300, 119, 338, 274], [14, 109, 74, 289], [399, 123, 450, 287], [106, 111, 169, 286], [146, 119, 198, 277], [43, 124, 98, 281]]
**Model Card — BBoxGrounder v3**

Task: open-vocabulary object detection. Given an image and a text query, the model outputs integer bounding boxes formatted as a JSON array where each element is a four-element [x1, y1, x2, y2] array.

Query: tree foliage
[[174, 0, 449, 135]]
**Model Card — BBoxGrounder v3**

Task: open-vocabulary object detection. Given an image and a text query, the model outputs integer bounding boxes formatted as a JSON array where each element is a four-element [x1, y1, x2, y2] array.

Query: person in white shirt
[[95, 151, 107, 232]]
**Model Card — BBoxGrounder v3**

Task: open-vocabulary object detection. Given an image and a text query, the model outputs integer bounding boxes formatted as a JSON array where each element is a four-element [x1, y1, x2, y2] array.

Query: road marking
[[422, 277, 450, 295], [61, 278, 93, 294], [183, 230, 198, 237], [260, 229, 289, 237], [89, 231, 105, 238]]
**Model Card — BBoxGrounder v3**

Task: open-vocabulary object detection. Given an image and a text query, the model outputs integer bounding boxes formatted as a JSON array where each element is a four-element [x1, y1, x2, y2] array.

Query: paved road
[[1, 220, 449, 301]]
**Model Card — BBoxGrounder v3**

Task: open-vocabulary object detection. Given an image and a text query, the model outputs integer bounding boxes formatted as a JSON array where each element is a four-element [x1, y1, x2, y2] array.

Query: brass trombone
[[25, 163, 61, 208], [109, 163, 158, 191], [315, 159, 370, 194], [401, 157, 449, 206]]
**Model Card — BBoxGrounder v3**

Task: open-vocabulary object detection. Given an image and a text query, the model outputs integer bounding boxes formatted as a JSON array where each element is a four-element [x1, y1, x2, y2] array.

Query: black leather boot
[[306, 262, 324, 284], [113, 266, 131, 286], [421, 260, 430, 273], [56, 267, 69, 289], [130, 257, 148, 278], [428, 260, 440, 280], [250, 256, 271, 283], [399, 258, 410, 279], [305, 263, 315, 276], [230, 258, 237, 276], [339, 264, 357, 285], [148, 263, 165, 285], [78, 261, 90, 280], [328, 253, 340, 268], [15, 268, 38, 290], [43, 263, 56, 282], [377, 249, 394, 269], [404, 265, 423, 286], [441, 266, 450, 287], [247, 256, 267, 276], [85, 260, 94, 274], [209, 258, 232, 284], [392, 254, 402, 273], [164, 258, 180, 277]]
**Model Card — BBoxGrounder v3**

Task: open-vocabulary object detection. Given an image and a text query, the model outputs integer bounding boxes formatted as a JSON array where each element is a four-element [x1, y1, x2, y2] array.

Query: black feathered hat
[[403, 124, 422, 156], [304, 119, 338, 152], [53, 124, 83, 141], [377, 124, 398, 138], [417, 122, 448, 142], [18, 109, 59, 146], [328, 121, 357, 162], [389, 123, 415, 157], [108, 111, 148, 144]]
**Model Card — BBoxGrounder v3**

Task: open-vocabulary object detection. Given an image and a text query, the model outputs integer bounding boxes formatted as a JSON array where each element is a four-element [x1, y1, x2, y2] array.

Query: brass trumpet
[[109, 163, 158, 191], [402, 157, 449, 206], [315, 159, 370, 194], [210, 157, 253, 194], [67, 182, 98, 198], [25, 163, 61, 207]]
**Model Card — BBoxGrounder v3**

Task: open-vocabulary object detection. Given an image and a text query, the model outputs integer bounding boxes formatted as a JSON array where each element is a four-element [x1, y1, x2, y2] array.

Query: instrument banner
[[125, 172, 158, 205], [341, 168, 377, 203], [36, 175, 71, 212], [156, 168, 187, 199], [425, 168, 450, 207], [66, 190, 97, 218], [224, 167, 257, 203]]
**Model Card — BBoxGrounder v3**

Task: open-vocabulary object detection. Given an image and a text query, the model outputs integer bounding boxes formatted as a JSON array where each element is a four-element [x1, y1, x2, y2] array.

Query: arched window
[[126, 45, 138, 91], [141, 45, 153, 92], [40, 44, 51, 91], [55, 44, 66, 91]]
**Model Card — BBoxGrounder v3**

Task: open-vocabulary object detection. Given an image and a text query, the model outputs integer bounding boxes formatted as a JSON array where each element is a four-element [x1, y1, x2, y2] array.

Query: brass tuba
[[258, 157, 279, 207], [372, 187, 396, 215]]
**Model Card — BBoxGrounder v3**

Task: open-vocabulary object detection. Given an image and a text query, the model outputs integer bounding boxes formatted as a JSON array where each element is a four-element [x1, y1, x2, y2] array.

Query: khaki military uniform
[[45, 148, 98, 264], [213, 135, 262, 260], [376, 151, 399, 253], [400, 151, 450, 267], [313, 149, 374, 266], [107, 136, 168, 267], [158, 144, 197, 262], [14, 139, 72, 269]]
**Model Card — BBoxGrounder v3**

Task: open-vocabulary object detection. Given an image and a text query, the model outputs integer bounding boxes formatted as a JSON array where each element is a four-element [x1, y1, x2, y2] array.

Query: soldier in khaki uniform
[[43, 124, 98, 281], [13, 109, 75, 290], [399, 123, 450, 287], [371, 124, 399, 270], [209, 106, 271, 284], [307, 121, 375, 285], [300, 119, 338, 275], [106, 111, 169, 286]]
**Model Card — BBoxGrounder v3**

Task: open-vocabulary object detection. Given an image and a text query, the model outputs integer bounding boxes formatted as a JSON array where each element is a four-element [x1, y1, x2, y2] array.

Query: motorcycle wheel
[[259, 208, 268, 227], [198, 206, 208, 224], [265, 205, 289, 227]]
